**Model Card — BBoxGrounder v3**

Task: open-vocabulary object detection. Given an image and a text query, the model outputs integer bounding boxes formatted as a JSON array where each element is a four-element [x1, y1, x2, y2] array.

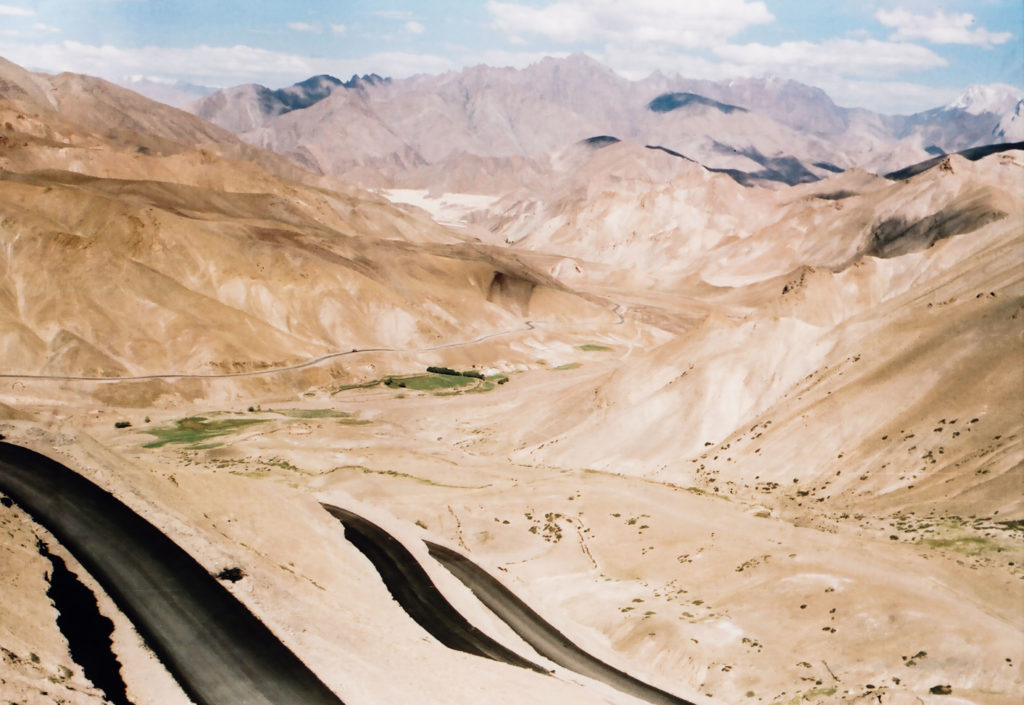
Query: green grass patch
[[331, 379, 383, 393], [337, 418, 373, 425], [554, 362, 581, 371], [385, 373, 477, 391], [142, 416, 267, 448], [578, 344, 611, 352], [267, 408, 351, 419], [335, 370, 507, 396], [919, 535, 1002, 555], [802, 687, 837, 701]]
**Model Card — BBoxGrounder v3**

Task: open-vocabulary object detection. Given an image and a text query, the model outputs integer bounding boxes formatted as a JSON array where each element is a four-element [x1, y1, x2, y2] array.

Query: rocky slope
[[0, 60, 614, 381]]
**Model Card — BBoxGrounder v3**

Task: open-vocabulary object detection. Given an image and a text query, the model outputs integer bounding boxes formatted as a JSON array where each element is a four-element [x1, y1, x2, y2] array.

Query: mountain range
[[189, 54, 1023, 188]]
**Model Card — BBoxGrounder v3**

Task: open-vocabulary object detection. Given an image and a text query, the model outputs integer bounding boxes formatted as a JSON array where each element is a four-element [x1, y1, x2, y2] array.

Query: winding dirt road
[[0, 305, 625, 383]]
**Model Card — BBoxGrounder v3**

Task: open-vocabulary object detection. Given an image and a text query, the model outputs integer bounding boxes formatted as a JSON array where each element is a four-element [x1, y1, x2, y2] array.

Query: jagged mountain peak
[[946, 83, 1023, 115], [343, 73, 389, 88], [191, 71, 391, 132]]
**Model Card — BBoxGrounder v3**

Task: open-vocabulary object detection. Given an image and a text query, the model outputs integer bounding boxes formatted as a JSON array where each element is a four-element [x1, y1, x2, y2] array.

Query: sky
[[0, 0, 1021, 114]]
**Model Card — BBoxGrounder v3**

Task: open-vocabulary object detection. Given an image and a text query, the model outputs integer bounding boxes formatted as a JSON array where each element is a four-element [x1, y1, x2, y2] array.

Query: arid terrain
[[0, 54, 1021, 705]]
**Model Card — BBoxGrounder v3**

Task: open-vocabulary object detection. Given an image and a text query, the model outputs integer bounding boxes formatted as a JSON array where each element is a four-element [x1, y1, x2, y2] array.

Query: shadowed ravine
[[37, 539, 133, 705], [0, 442, 344, 705]]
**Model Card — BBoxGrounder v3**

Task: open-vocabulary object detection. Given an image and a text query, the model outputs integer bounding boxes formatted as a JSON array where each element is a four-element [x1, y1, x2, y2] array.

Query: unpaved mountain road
[[0, 442, 345, 705], [0, 304, 626, 384]]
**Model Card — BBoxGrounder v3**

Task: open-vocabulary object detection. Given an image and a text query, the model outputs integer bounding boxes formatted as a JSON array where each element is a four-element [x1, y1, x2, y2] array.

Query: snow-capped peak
[[947, 83, 1023, 115]]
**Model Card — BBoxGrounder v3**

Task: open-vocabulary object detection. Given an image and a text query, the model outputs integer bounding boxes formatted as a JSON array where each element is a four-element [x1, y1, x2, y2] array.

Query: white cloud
[[714, 38, 947, 77], [0, 40, 453, 87], [34, 22, 60, 33], [599, 45, 745, 81], [405, 20, 425, 35], [823, 79, 959, 115], [0, 4, 32, 16], [373, 10, 413, 20], [467, 48, 571, 69], [486, 0, 773, 49], [287, 21, 321, 34], [330, 23, 347, 35], [876, 9, 1013, 48]]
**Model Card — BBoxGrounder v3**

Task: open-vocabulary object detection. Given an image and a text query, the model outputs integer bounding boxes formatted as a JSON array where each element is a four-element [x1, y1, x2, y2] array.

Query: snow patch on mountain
[[947, 83, 1022, 115]]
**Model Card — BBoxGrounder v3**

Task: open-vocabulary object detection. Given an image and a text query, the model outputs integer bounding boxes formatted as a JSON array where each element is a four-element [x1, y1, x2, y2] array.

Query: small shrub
[[114, 420, 132, 428], [216, 567, 245, 582], [426, 366, 460, 376]]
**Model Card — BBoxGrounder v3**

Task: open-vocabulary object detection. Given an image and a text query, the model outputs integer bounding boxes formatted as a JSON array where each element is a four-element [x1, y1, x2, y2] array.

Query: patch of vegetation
[[554, 362, 581, 371], [920, 535, 1001, 555], [228, 466, 273, 479], [464, 374, 510, 394], [142, 416, 267, 448], [800, 686, 837, 701], [385, 373, 477, 391], [215, 567, 245, 582], [428, 365, 486, 379], [578, 344, 611, 352], [268, 408, 351, 419], [331, 379, 384, 393], [336, 417, 373, 425], [338, 465, 487, 489], [335, 367, 508, 396]]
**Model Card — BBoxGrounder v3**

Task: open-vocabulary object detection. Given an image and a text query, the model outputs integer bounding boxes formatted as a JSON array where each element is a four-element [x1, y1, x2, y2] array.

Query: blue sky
[[0, 1, 1020, 113]]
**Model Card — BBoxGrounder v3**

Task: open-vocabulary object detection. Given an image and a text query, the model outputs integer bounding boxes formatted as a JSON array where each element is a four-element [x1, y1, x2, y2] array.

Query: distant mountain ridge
[[185, 54, 1023, 189], [191, 72, 388, 133]]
